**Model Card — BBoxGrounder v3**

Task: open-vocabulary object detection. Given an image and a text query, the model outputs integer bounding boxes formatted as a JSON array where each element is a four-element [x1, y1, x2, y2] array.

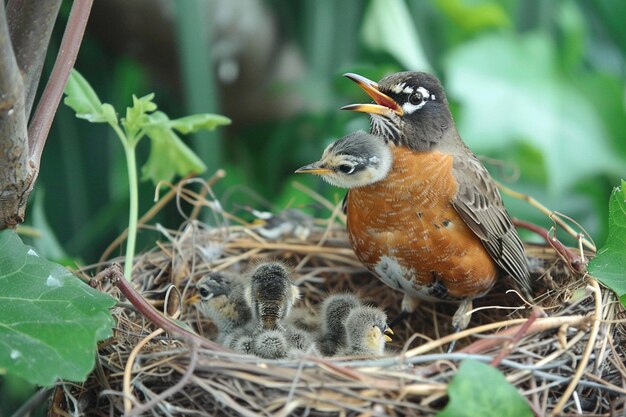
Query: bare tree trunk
[[0, 0, 91, 230], [0, 0, 30, 229]]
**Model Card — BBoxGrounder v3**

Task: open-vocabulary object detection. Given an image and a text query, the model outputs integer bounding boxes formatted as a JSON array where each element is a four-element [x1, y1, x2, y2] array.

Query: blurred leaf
[[435, 0, 511, 33], [123, 93, 157, 140], [142, 111, 207, 185], [445, 33, 625, 194], [64, 69, 118, 125], [163, 113, 231, 135], [588, 180, 626, 306], [437, 360, 532, 417], [555, 1, 585, 70], [31, 190, 68, 261], [0, 230, 115, 386], [361, 0, 431, 71]]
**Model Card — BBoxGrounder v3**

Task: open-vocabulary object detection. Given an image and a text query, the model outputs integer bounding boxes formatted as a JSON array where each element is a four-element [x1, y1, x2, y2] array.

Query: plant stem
[[123, 143, 138, 279]]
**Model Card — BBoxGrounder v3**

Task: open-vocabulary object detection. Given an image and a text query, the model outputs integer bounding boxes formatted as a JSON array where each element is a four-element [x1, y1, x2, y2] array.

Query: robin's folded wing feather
[[451, 154, 532, 297]]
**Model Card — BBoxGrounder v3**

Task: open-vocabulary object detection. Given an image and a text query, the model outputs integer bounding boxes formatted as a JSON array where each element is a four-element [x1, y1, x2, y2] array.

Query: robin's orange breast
[[346, 146, 498, 301]]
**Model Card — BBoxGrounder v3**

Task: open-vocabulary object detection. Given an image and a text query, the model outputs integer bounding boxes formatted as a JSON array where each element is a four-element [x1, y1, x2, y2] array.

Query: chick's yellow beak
[[341, 73, 403, 116]]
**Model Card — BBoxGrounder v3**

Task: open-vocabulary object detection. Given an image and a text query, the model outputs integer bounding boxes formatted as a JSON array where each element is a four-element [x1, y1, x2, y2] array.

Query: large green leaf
[[445, 33, 625, 194], [0, 230, 115, 386], [588, 180, 626, 306], [437, 360, 532, 417], [141, 111, 207, 185], [361, 0, 431, 71]]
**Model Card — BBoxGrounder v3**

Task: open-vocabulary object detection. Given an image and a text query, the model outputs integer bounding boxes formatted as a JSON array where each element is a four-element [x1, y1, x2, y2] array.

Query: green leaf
[[445, 33, 625, 194], [63, 69, 118, 125], [123, 93, 157, 140], [588, 180, 626, 306], [361, 0, 431, 71], [163, 113, 231, 135], [0, 230, 115, 386], [437, 360, 532, 417], [141, 111, 207, 185]]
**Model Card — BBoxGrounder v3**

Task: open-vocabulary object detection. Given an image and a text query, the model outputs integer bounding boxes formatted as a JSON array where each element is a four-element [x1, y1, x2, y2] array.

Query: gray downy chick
[[318, 293, 363, 356], [196, 271, 252, 343], [341, 306, 392, 356], [244, 262, 300, 331]]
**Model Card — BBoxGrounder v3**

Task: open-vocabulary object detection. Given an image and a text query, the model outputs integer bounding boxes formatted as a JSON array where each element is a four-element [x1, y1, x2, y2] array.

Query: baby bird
[[318, 294, 362, 356], [196, 271, 252, 343], [285, 306, 321, 334], [223, 328, 255, 355], [253, 329, 290, 359], [341, 306, 393, 356], [244, 262, 300, 331]]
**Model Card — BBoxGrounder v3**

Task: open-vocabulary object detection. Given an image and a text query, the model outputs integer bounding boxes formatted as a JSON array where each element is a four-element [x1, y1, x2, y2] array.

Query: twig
[[513, 218, 587, 273], [127, 343, 199, 416], [549, 279, 603, 416], [498, 182, 596, 252], [405, 315, 588, 358], [490, 307, 541, 367], [123, 328, 163, 413], [28, 0, 93, 172], [93, 263, 226, 352]]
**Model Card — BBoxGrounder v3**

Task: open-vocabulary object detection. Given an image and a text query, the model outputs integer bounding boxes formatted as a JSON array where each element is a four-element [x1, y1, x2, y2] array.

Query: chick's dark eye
[[199, 287, 210, 298], [408, 91, 423, 105], [338, 164, 354, 174]]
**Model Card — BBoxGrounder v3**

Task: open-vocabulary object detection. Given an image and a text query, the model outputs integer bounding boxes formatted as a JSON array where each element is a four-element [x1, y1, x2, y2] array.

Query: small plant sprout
[[64, 69, 230, 279]]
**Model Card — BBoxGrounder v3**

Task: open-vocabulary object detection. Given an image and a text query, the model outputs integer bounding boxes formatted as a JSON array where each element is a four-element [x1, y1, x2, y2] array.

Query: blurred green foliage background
[[4, 0, 626, 414], [25, 0, 626, 269]]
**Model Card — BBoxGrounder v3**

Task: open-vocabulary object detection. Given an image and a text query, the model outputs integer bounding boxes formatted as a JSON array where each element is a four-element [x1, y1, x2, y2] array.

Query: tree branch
[[6, 0, 62, 118], [0, 0, 31, 229], [28, 0, 93, 171]]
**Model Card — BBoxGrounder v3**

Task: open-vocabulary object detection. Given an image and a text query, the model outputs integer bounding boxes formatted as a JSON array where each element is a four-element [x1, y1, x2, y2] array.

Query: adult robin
[[296, 72, 533, 335]]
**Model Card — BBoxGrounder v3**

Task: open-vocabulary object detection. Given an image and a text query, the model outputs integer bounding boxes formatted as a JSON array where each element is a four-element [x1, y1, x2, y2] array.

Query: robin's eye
[[199, 287, 210, 298], [408, 91, 423, 105], [338, 164, 355, 174]]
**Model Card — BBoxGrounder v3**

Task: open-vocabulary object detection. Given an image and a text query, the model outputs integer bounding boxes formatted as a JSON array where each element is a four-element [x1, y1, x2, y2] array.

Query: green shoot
[[63, 69, 230, 279]]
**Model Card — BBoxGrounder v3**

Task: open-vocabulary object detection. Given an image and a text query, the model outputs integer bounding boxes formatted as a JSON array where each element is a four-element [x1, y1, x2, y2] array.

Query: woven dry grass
[[49, 179, 626, 417]]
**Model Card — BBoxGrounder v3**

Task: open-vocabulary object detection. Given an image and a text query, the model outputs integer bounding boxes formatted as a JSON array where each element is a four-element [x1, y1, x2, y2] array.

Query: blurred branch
[[0, 0, 30, 229], [6, 0, 62, 118], [28, 0, 93, 171]]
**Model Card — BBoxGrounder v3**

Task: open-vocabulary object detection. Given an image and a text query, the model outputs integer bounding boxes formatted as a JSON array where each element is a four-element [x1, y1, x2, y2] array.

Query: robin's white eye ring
[[338, 164, 355, 174], [408, 91, 423, 105], [199, 287, 210, 298]]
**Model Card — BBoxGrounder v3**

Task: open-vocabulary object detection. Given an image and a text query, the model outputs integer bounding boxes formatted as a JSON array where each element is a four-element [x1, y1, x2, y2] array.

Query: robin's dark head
[[342, 72, 453, 152], [294, 131, 393, 189]]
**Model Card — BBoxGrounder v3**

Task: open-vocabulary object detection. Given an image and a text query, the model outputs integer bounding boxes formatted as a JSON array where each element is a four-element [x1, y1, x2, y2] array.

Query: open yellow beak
[[341, 73, 404, 116], [384, 326, 394, 342], [294, 162, 333, 175]]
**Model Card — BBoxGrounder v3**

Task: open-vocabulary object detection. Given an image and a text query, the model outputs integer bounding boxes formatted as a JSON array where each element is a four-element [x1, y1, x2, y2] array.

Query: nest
[[49, 182, 626, 417]]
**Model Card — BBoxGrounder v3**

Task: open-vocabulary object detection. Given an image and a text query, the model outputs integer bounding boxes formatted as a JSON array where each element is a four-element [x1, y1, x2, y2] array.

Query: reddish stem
[[94, 264, 226, 352], [490, 307, 540, 367], [513, 218, 586, 273]]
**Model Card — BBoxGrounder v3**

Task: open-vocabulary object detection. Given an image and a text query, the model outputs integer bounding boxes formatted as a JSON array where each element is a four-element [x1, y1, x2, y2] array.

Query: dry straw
[[50, 177, 625, 417]]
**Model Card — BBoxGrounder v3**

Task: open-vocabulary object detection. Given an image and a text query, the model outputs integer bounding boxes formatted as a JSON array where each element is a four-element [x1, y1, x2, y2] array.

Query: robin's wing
[[451, 153, 532, 297]]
